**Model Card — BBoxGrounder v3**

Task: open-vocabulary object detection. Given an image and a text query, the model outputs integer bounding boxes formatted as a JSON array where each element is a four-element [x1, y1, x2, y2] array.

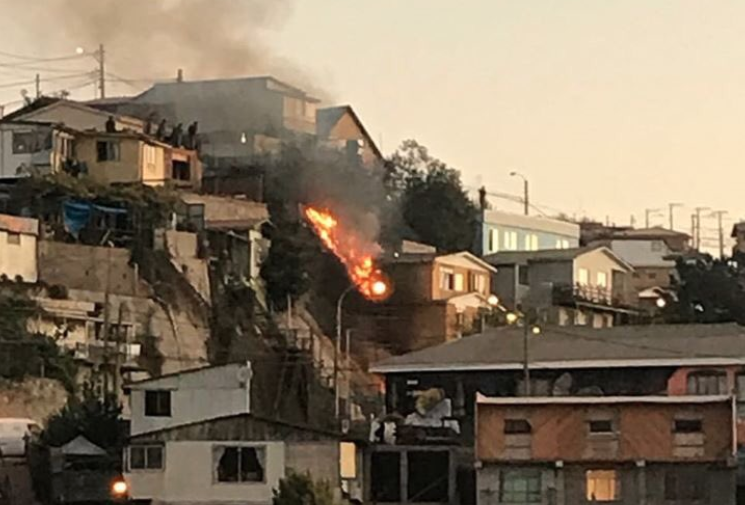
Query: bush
[[273, 472, 335, 505]]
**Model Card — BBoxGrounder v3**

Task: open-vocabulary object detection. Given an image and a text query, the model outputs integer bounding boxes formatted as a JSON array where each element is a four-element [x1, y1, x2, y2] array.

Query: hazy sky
[[1, 0, 744, 247]]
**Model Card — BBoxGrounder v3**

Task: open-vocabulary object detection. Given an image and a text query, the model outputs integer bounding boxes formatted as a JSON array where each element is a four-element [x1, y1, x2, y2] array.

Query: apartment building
[[475, 209, 579, 257]]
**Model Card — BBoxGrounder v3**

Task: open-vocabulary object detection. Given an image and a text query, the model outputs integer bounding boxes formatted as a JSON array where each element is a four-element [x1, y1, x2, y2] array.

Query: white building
[[124, 364, 361, 505], [0, 121, 74, 178], [4, 98, 143, 133], [0, 214, 38, 283]]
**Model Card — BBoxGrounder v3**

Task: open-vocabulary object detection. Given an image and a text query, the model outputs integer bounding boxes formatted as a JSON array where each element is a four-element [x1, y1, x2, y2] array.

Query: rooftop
[[371, 322, 745, 374], [476, 393, 731, 406], [483, 245, 631, 271], [482, 209, 580, 237]]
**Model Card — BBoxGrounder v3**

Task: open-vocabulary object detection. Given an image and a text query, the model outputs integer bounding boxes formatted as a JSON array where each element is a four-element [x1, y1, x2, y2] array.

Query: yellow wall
[[77, 136, 166, 185], [326, 112, 380, 166]]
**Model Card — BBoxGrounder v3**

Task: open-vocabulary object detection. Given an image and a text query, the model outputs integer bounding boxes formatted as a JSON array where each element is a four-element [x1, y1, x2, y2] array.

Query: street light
[[334, 285, 355, 421], [509, 171, 529, 216], [505, 310, 541, 396]]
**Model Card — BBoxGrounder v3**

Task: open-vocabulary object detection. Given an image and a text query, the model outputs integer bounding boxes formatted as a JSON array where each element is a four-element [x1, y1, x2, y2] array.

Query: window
[[673, 419, 702, 433], [144, 390, 171, 417], [651, 241, 663, 252], [499, 469, 541, 503], [589, 420, 614, 434], [518, 265, 530, 286], [470, 273, 487, 294], [504, 419, 531, 434], [440, 270, 455, 291], [128, 445, 164, 471], [686, 371, 727, 395], [556, 238, 570, 249], [664, 470, 705, 501], [578, 268, 589, 285], [214, 446, 265, 483], [6, 233, 20, 245], [531, 234, 539, 251], [340, 442, 357, 479], [585, 470, 619, 502], [489, 229, 499, 253], [504, 231, 518, 251], [453, 273, 465, 292], [596, 271, 608, 288], [12, 131, 48, 154], [648, 272, 658, 280], [96, 140, 121, 162], [143, 144, 157, 166]]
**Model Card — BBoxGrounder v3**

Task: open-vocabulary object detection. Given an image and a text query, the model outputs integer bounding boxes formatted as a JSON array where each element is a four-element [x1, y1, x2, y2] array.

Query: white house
[[124, 363, 361, 505], [4, 98, 144, 133], [0, 213, 38, 283], [0, 121, 75, 178]]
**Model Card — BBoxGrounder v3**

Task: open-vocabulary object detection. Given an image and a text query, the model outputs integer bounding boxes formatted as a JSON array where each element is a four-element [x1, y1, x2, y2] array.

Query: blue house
[[475, 209, 580, 256]]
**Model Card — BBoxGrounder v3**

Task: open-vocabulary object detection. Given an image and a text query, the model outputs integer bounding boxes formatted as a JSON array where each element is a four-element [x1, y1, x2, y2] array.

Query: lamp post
[[505, 310, 541, 396], [509, 172, 529, 216], [334, 285, 355, 420]]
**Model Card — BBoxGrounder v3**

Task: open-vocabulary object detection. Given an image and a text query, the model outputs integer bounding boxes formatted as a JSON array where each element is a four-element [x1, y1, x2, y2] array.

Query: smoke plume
[[4, 0, 327, 98]]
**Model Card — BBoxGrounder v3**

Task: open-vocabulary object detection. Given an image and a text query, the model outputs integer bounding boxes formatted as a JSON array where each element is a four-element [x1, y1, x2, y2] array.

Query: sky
[[0, 0, 743, 248]]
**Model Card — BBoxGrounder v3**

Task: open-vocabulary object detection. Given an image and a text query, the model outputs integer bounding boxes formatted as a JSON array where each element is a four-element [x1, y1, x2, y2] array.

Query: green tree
[[273, 472, 335, 505], [386, 140, 478, 252], [42, 385, 123, 450], [667, 254, 745, 324]]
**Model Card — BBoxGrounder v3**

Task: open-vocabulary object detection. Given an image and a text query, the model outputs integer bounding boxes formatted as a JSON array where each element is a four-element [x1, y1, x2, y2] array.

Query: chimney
[[177, 69, 184, 83]]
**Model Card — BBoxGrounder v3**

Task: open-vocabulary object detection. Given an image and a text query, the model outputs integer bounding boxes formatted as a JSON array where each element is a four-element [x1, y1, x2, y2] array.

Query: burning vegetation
[[304, 206, 390, 300]]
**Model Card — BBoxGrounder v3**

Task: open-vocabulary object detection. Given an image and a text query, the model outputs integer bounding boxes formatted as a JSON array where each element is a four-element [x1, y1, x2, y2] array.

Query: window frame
[[686, 371, 727, 395], [588, 419, 614, 435], [128, 444, 164, 472], [213, 444, 267, 484], [503, 419, 532, 435], [673, 418, 703, 434], [144, 390, 172, 418], [585, 469, 620, 502], [499, 469, 541, 503], [96, 140, 121, 162]]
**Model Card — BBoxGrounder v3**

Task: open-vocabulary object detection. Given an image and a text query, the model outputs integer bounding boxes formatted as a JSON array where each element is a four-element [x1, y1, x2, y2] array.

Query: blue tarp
[[62, 200, 128, 237]]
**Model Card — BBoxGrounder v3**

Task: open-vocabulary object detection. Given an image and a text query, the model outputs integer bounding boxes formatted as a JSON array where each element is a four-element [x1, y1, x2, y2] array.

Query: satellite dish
[[237, 363, 252, 386]]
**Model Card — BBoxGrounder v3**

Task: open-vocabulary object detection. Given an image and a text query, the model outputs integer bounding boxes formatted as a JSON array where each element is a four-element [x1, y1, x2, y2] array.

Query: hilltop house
[[0, 121, 75, 179], [475, 209, 580, 257], [356, 251, 496, 354], [316, 105, 383, 167], [2, 97, 144, 133], [485, 245, 636, 327]]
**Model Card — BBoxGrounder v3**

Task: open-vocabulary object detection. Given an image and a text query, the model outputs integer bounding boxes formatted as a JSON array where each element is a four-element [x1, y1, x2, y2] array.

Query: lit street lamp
[[505, 310, 542, 396]]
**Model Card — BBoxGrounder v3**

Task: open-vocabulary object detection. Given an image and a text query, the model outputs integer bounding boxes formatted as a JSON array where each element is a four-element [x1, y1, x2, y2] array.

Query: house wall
[[0, 229, 37, 282], [285, 441, 341, 484], [632, 266, 675, 291], [478, 210, 580, 256], [0, 124, 52, 178], [140, 143, 168, 187], [127, 440, 285, 504], [385, 262, 433, 303], [477, 463, 736, 505], [476, 401, 733, 463], [573, 248, 626, 293], [76, 136, 143, 184], [324, 112, 379, 166], [432, 256, 492, 301]]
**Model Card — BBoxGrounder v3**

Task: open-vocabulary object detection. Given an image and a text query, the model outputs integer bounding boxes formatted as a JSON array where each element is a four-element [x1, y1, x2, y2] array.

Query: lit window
[[578, 268, 589, 285], [531, 235, 539, 251], [499, 469, 541, 503], [489, 229, 499, 253], [586, 470, 619, 501], [440, 270, 455, 291], [453, 273, 464, 291], [504, 231, 518, 251], [214, 445, 265, 483], [128, 445, 164, 471], [597, 272, 608, 288]]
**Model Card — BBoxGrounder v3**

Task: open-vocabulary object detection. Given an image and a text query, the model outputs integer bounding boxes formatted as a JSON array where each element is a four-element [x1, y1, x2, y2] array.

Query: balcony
[[553, 283, 635, 311], [74, 341, 142, 370]]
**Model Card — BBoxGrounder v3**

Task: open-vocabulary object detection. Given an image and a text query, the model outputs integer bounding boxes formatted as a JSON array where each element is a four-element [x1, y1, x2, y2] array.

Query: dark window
[[6, 233, 20, 245], [500, 469, 541, 503], [215, 446, 265, 483], [647, 272, 657, 280], [407, 451, 449, 503], [129, 445, 164, 470], [589, 420, 614, 433], [504, 419, 531, 434], [665, 470, 705, 501], [12, 131, 46, 154], [96, 140, 120, 162], [687, 371, 727, 395], [674, 419, 702, 433], [172, 160, 191, 181], [518, 265, 529, 286], [144, 390, 171, 417], [371, 452, 401, 502]]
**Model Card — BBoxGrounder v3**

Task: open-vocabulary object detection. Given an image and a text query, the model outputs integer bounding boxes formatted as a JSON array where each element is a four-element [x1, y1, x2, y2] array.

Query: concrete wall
[[165, 230, 211, 303], [129, 363, 252, 436], [0, 229, 37, 282], [127, 440, 285, 504]]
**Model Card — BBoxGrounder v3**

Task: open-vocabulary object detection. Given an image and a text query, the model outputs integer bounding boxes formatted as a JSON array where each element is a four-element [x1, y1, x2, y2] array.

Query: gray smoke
[[5, 0, 328, 98]]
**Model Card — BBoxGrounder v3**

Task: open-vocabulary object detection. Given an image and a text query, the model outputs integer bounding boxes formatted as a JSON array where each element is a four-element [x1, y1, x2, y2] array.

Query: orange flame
[[304, 206, 390, 300]]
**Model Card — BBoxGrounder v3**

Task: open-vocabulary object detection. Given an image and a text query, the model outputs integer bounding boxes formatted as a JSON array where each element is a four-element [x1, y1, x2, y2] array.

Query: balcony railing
[[553, 283, 632, 309]]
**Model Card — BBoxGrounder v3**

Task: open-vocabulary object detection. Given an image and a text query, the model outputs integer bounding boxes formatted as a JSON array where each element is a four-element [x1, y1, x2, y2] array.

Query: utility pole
[[694, 207, 710, 250], [101, 245, 112, 399], [645, 208, 662, 228], [35, 74, 40, 99], [711, 210, 728, 259], [97, 43, 106, 99], [510, 172, 529, 216], [522, 320, 530, 396], [691, 214, 696, 248], [668, 203, 683, 230]]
